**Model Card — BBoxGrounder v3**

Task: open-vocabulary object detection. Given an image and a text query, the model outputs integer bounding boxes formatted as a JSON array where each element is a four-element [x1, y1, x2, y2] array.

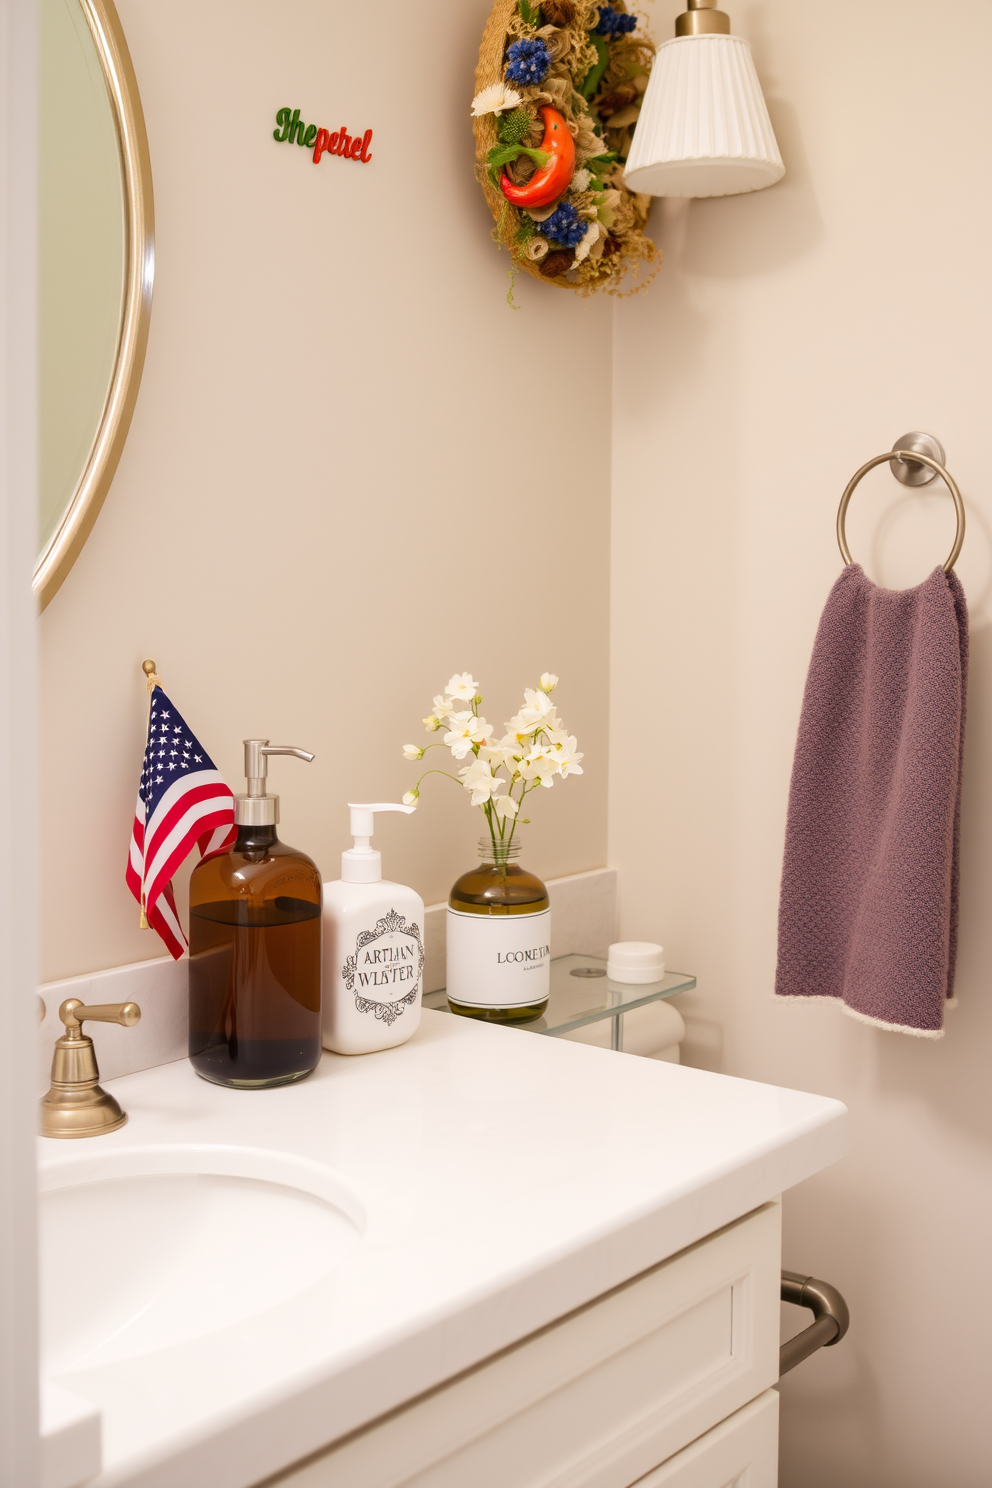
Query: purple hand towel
[[776, 564, 968, 1038]]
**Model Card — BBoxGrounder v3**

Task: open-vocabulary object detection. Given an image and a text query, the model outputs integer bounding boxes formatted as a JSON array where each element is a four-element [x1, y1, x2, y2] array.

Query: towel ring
[[837, 450, 966, 573]]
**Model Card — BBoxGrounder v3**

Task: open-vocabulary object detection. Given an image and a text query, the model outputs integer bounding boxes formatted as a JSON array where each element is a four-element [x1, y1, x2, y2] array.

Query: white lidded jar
[[445, 838, 551, 1023], [322, 803, 425, 1055]]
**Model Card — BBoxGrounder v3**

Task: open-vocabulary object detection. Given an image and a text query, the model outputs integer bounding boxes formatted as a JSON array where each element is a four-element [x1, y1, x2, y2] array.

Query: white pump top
[[342, 802, 416, 883]]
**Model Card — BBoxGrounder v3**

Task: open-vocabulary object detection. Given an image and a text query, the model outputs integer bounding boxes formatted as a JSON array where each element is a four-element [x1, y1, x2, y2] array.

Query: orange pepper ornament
[[500, 106, 575, 209]]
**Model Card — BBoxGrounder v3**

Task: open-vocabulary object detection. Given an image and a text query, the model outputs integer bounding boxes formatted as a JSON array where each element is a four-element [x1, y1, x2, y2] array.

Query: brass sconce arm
[[677, 0, 731, 36]]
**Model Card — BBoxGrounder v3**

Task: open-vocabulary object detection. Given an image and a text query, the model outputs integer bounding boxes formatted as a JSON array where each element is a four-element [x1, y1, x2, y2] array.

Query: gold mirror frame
[[35, 0, 154, 611]]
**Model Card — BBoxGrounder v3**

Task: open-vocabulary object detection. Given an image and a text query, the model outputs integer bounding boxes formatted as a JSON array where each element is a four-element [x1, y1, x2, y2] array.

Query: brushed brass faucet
[[39, 998, 141, 1139]]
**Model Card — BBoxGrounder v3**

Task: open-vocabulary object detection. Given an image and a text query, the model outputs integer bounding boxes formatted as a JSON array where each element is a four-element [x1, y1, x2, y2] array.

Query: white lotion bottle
[[322, 803, 425, 1055]]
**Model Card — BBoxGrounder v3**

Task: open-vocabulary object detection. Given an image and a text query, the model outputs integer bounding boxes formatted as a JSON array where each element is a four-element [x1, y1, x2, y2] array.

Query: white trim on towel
[[774, 993, 947, 1039]]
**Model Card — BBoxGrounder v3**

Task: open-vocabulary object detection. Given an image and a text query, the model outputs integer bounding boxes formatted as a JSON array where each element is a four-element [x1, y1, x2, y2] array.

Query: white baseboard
[[38, 868, 619, 1094]]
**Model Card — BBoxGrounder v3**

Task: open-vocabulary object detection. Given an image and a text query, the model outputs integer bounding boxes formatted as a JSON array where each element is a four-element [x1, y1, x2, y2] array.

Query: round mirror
[[36, 0, 153, 610]]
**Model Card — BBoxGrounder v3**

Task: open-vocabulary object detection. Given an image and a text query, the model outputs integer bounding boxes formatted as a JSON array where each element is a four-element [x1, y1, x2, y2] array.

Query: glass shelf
[[423, 953, 696, 1049]]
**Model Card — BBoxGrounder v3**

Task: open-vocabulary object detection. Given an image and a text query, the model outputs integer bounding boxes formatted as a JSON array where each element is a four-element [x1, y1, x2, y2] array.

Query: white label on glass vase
[[445, 907, 551, 1008]]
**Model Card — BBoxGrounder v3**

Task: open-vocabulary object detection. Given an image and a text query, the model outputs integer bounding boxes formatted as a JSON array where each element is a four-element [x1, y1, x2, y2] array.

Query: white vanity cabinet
[[41, 1020, 844, 1486], [265, 1201, 782, 1488]]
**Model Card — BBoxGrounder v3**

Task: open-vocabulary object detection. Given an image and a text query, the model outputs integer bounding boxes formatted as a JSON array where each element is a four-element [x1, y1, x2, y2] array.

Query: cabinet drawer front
[[630, 1390, 778, 1488], [264, 1203, 780, 1488]]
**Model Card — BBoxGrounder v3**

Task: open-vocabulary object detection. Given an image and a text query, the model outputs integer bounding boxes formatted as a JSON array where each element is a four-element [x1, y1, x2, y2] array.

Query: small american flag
[[125, 685, 237, 959]]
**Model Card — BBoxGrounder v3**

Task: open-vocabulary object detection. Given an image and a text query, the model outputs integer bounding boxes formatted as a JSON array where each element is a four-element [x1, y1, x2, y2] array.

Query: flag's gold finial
[[141, 658, 156, 676]]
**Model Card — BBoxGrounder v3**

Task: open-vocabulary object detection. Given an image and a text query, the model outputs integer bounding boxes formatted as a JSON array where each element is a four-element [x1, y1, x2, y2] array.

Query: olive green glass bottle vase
[[445, 839, 550, 1023]]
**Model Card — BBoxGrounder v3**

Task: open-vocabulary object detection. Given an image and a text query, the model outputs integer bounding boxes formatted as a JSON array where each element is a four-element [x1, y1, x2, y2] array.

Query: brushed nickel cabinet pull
[[780, 1270, 850, 1376]]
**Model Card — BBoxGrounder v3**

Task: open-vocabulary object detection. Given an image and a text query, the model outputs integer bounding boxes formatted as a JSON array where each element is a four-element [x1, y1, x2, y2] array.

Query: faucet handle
[[41, 1000, 142, 1139], [59, 998, 141, 1037]]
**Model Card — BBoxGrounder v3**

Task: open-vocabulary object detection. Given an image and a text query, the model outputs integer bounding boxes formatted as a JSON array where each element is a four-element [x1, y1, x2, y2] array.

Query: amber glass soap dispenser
[[188, 739, 322, 1089]]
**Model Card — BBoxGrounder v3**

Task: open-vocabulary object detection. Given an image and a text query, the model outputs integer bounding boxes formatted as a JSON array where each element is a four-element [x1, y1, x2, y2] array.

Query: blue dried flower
[[505, 38, 551, 86], [594, 5, 638, 37], [541, 201, 587, 249]]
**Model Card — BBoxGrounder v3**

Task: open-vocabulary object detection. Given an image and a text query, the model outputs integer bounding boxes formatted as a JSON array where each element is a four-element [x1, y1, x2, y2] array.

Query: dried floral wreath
[[472, 0, 658, 299]]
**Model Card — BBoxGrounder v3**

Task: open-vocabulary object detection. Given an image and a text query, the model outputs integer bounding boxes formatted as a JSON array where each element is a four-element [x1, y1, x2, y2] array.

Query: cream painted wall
[[41, 0, 991, 1478], [39, 0, 611, 982], [611, 2, 992, 1485]]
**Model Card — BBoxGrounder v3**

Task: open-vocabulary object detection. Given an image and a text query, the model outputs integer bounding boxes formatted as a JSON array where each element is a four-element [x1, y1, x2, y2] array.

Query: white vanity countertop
[[39, 1010, 847, 1488]]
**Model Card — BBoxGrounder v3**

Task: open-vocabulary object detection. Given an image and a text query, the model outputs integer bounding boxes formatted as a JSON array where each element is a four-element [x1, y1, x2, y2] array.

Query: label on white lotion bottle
[[446, 908, 552, 1008]]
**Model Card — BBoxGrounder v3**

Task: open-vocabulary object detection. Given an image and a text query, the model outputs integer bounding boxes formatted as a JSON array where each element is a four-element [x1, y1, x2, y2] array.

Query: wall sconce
[[624, 0, 784, 198]]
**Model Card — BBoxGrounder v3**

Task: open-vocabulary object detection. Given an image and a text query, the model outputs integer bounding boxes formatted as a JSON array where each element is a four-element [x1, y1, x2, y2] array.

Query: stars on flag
[[126, 685, 236, 961]]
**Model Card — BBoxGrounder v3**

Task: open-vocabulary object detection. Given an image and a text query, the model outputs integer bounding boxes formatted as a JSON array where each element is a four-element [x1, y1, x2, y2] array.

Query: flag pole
[[138, 659, 161, 928]]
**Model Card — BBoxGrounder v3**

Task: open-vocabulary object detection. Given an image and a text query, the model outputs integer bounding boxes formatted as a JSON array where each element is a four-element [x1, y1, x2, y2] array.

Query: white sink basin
[[39, 1144, 363, 1377]]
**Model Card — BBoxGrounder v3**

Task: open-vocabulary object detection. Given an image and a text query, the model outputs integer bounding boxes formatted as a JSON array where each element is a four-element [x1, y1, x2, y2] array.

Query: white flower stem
[[407, 681, 579, 861]]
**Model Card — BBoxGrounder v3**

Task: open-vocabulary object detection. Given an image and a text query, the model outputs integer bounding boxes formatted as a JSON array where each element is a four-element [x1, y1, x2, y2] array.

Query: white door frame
[[0, 0, 40, 1481]]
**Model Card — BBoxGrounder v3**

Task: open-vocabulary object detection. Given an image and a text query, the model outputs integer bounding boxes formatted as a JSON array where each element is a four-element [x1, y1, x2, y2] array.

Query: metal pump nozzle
[[236, 739, 315, 826]]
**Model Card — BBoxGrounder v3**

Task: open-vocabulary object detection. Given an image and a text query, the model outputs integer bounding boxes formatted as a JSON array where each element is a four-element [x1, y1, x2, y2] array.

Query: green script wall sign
[[274, 108, 373, 165]]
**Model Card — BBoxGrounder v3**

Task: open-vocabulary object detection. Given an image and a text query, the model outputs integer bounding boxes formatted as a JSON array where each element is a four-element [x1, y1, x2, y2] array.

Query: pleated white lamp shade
[[624, 35, 784, 199]]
